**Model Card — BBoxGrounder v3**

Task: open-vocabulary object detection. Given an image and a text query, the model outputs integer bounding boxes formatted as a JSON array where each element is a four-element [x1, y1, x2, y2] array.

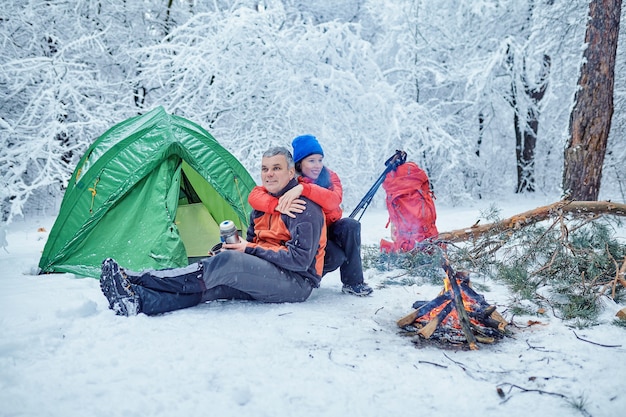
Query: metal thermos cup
[[219, 220, 239, 244]]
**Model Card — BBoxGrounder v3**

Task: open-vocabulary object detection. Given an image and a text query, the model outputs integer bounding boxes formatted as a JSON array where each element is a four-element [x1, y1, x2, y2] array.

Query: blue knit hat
[[292, 134, 324, 163]]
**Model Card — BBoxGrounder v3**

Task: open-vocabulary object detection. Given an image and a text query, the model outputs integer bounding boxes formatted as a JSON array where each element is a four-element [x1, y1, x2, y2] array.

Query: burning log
[[398, 260, 508, 350], [443, 260, 478, 349]]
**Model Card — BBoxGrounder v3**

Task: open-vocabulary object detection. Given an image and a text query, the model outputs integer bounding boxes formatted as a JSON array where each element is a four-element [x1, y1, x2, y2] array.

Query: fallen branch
[[497, 382, 568, 402], [416, 360, 448, 368], [600, 253, 626, 299], [438, 200, 626, 243], [572, 330, 622, 348], [617, 256, 626, 294]]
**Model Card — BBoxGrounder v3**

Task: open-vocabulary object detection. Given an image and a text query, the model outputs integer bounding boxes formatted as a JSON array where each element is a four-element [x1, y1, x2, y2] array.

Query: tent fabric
[[39, 106, 256, 278]]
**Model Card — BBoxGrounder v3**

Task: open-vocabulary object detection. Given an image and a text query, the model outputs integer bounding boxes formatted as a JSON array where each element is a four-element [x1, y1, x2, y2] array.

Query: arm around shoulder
[[299, 170, 343, 210], [248, 185, 278, 213]]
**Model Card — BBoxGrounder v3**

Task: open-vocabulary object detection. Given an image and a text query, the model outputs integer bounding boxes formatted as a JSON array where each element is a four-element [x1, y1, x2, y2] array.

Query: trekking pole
[[349, 150, 407, 221]]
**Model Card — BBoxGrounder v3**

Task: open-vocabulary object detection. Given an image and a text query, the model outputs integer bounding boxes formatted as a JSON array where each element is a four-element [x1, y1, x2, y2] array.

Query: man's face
[[261, 154, 295, 194]]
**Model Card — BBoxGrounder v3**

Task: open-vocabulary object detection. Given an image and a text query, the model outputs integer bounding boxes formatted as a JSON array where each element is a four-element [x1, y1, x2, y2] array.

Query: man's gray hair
[[263, 146, 295, 169]]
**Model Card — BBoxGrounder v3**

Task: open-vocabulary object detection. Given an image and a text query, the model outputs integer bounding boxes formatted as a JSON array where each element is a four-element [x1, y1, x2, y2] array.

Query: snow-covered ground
[[1, 194, 625, 417]]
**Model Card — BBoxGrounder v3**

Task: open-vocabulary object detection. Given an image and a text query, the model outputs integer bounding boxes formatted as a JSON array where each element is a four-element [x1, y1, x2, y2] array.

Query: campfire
[[397, 260, 508, 350]]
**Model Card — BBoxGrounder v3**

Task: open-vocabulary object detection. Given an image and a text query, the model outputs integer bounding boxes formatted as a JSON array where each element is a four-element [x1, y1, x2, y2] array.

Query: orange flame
[[415, 274, 485, 329]]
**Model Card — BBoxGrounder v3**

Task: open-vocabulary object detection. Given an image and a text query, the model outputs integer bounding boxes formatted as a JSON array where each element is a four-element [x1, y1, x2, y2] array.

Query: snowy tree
[[130, 4, 402, 208], [1, 2, 126, 221], [363, 0, 591, 201], [0, 0, 624, 224]]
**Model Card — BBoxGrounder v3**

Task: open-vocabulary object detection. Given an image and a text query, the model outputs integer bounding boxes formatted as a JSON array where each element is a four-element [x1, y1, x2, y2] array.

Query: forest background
[[1, 0, 625, 223]]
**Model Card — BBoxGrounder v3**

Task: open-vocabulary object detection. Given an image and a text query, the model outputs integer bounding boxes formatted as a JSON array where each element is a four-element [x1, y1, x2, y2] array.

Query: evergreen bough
[[364, 210, 626, 326]]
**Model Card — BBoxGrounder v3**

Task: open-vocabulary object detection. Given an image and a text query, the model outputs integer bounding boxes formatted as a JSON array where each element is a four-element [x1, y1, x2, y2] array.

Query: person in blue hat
[[248, 135, 372, 296]]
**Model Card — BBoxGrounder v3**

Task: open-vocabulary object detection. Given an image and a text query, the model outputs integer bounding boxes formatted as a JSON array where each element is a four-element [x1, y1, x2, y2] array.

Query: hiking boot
[[342, 282, 373, 296], [100, 258, 140, 316]]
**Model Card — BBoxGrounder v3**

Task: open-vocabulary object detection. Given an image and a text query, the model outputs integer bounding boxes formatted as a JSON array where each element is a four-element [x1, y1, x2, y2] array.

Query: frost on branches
[[1, 0, 620, 223]]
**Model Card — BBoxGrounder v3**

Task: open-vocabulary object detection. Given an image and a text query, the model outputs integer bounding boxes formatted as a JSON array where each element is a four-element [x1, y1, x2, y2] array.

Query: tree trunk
[[164, 0, 175, 36], [514, 54, 551, 194], [562, 0, 622, 201], [475, 111, 484, 199]]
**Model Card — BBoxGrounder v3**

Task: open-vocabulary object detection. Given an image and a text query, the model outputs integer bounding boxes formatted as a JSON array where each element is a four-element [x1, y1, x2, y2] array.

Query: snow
[[1, 195, 625, 417]]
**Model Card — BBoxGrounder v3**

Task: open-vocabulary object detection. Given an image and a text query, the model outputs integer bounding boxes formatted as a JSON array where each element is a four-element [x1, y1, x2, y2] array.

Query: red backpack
[[380, 162, 439, 252]]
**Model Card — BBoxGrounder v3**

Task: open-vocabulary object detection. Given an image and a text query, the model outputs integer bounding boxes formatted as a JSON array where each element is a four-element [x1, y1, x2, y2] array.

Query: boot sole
[[100, 259, 138, 316]]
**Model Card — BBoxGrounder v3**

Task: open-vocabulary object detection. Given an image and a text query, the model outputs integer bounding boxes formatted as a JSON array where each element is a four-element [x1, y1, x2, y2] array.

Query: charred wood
[[443, 259, 478, 349]]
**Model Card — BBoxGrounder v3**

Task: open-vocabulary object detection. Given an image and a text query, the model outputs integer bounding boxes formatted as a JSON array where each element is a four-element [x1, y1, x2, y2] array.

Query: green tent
[[39, 106, 256, 278]]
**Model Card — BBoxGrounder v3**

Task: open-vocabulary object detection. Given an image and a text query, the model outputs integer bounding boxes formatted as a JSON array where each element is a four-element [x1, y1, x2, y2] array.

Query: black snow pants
[[322, 217, 365, 286]]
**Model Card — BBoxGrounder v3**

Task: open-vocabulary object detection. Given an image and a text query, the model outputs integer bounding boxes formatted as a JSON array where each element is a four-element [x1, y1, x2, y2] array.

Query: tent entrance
[[175, 162, 245, 263], [175, 202, 219, 261]]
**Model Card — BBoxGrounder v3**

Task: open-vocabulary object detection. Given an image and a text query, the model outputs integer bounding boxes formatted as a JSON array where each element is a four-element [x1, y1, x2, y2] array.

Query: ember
[[398, 260, 508, 350]]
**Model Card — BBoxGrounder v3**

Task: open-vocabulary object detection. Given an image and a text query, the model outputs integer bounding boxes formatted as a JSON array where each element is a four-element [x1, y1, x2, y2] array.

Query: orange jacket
[[245, 179, 326, 286], [248, 168, 344, 225]]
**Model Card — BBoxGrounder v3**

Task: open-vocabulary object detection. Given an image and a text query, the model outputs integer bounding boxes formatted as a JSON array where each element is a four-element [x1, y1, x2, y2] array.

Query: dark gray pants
[[126, 251, 313, 315]]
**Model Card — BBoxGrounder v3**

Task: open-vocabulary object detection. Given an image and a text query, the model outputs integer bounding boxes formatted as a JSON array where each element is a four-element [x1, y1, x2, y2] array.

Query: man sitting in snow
[[100, 146, 327, 316]]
